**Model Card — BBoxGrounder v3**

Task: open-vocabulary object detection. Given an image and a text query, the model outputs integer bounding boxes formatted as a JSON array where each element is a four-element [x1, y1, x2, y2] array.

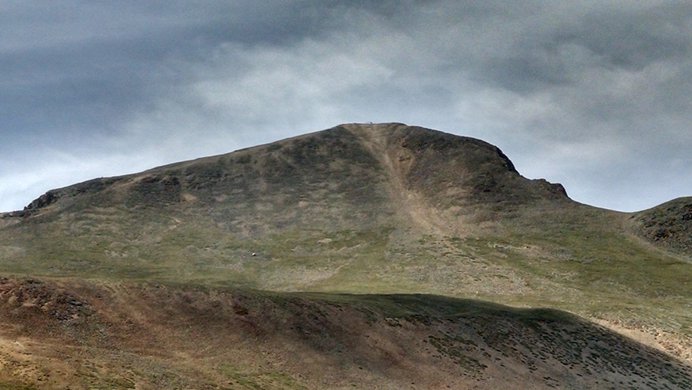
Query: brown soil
[[1, 277, 690, 389]]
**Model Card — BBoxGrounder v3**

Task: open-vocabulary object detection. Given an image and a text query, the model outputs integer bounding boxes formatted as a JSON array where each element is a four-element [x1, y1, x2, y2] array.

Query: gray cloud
[[1, 0, 690, 212]]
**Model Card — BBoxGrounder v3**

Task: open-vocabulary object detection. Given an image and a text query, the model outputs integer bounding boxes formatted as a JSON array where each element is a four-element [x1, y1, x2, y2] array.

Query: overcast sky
[[1, 0, 690, 212]]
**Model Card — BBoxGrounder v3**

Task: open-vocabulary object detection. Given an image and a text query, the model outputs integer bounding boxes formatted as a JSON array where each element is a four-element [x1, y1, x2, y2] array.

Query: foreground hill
[[0, 123, 690, 387], [0, 277, 689, 389]]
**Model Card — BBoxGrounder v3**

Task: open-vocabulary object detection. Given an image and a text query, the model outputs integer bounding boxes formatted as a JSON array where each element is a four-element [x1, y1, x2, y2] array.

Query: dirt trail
[[344, 123, 450, 236]]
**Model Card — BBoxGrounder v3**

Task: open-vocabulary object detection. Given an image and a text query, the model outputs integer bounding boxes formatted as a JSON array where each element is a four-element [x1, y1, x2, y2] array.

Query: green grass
[[2, 209, 689, 337]]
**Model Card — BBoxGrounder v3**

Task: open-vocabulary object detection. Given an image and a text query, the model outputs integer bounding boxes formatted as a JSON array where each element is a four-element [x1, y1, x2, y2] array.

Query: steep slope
[[1, 277, 690, 389], [344, 123, 568, 235], [631, 197, 692, 254], [2, 123, 568, 232], [5, 125, 393, 233], [0, 123, 690, 362]]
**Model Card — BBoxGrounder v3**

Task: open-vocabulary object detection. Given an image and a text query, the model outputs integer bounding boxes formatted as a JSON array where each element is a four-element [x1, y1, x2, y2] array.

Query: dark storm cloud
[[474, 3, 691, 91], [1, 0, 690, 212], [0, 0, 390, 145]]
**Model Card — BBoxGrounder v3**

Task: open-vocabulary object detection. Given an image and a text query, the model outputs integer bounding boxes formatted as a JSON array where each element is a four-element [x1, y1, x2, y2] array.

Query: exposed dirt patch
[[594, 318, 692, 363]]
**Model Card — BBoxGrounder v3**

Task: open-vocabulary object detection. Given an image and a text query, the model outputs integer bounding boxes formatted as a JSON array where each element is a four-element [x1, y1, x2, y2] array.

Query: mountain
[[0, 123, 585, 292], [1, 123, 690, 388], [5, 123, 568, 225]]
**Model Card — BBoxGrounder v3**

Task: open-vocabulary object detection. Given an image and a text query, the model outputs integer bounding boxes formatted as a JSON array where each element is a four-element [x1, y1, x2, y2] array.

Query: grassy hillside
[[0, 123, 690, 374]]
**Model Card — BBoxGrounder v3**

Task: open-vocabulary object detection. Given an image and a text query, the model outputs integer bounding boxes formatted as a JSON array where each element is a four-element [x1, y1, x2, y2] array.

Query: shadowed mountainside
[[0, 277, 690, 389]]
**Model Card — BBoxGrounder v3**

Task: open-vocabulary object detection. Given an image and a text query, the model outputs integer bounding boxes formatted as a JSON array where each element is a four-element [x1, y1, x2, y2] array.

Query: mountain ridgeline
[[7, 123, 568, 231]]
